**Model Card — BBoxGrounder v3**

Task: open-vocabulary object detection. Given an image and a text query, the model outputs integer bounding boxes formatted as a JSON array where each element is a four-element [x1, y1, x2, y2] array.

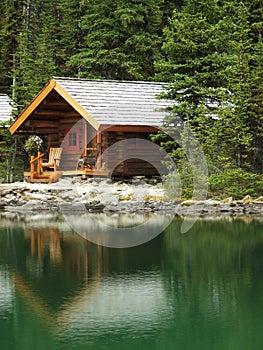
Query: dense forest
[[0, 0, 262, 197]]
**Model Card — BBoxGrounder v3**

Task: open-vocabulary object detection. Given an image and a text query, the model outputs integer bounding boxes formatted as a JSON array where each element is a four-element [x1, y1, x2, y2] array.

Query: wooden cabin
[[0, 93, 13, 124], [0, 94, 14, 169], [9, 78, 171, 181]]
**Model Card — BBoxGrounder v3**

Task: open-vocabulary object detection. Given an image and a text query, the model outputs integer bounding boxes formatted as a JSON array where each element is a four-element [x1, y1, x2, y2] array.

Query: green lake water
[[0, 212, 263, 350]]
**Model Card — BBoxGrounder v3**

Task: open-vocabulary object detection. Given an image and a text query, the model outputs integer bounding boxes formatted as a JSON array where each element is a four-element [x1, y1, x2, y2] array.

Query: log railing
[[29, 151, 63, 183], [30, 151, 45, 180]]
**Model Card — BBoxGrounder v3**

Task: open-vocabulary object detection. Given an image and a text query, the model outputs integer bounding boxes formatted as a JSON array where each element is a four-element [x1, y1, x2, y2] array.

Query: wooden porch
[[25, 151, 109, 183], [24, 169, 110, 183]]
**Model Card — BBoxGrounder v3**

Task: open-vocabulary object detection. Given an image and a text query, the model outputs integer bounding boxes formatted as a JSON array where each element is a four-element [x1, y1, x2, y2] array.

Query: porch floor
[[24, 169, 110, 183]]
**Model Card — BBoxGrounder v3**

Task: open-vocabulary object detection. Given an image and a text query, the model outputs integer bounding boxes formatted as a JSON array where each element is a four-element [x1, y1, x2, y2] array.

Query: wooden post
[[96, 132, 102, 169], [30, 155, 35, 179], [37, 151, 42, 175], [30, 152, 45, 180]]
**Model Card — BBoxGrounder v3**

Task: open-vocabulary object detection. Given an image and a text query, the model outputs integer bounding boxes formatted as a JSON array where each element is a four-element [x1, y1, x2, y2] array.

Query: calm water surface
[[0, 212, 263, 350]]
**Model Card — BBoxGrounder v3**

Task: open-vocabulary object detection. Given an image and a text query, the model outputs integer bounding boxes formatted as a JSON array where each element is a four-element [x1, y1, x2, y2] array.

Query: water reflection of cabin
[[9, 77, 171, 182], [8, 221, 164, 333]]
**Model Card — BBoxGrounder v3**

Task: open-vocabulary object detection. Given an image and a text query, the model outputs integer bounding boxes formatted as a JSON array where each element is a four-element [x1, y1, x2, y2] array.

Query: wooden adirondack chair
[[82, 147, 99, 169], [41, 147, 62, 172]]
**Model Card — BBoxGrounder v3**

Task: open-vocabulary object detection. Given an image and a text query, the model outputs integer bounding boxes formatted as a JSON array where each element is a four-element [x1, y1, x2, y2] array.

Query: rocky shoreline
[[0, 177, 263, 216]]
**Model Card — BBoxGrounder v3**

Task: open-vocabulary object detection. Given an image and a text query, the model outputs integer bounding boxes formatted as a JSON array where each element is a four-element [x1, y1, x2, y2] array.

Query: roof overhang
[[9, 79, 100, 135], [98, 125, 159, 133]]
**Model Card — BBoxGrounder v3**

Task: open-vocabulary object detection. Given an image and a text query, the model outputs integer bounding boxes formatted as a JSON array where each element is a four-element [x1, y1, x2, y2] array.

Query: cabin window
[[68, 132, 77, 146], [64, 127, 80, 151]]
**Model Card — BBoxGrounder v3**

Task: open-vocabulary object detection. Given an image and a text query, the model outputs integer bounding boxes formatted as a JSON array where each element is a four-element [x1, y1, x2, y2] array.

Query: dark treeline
[[0, 0, 179, 105], [0, 0, 262, 195]]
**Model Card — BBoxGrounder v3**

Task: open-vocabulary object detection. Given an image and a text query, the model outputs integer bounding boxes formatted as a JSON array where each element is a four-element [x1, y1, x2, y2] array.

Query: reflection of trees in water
[[161, 217, 263, 348], [163, 217, 263, 277]]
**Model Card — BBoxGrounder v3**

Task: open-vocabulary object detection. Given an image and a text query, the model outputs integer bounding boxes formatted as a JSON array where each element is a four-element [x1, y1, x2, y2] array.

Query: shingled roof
[[0, 94, 13, 123], [54, 77, 171, 126], [9, 77, 172, 134]]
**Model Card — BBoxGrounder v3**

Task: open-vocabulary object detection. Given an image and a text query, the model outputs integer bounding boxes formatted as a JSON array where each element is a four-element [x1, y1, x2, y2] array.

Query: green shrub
[[0, 160, 24, 183], [209, 168, 263, 199]]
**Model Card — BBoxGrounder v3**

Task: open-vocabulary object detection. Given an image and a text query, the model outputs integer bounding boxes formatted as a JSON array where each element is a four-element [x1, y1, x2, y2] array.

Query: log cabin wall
[[102, 131, 167, 177]]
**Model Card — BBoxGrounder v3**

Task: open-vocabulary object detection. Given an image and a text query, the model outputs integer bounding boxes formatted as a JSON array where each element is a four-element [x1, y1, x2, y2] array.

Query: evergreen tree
[[154, 0, 263, 174], [54, 0, 87, 76], [2, 0, 88, 111], [243, 0, 263, 172], [249, 35, 263, 172], [68, 0, 166, 80], [0, 122, 24, 182], [0, 0, 24, 94], [216, 1, 263, 172], [11, 0, 57, 113], [154, 0, 234, 170], [0, 0, 7, 92]]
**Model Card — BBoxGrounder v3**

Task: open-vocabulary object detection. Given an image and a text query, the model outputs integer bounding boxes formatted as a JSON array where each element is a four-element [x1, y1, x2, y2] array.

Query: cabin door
[[61, 126, 82, 170]]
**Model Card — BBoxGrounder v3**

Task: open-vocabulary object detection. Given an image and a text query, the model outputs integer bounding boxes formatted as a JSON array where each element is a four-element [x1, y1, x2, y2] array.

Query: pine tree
[[154, 0, 234, 170], [0, 0, 24, 94], [11, 0, 57, 113], [68, 0, 165, 80], [243, 0, 263, 172], [0, 0, 8, 92], [154, 0, 263, 174], [54, 0, 87, 76], [249, 36, 263, 172], [219, 1, 263, 172]]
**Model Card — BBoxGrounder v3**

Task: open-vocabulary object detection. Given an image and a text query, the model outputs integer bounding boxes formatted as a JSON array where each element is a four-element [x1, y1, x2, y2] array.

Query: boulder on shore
[[0, 180, 262, 216]]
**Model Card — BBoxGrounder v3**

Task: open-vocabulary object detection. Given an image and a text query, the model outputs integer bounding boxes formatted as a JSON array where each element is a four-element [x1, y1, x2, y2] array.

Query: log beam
[[25, 120, 59, 128]]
